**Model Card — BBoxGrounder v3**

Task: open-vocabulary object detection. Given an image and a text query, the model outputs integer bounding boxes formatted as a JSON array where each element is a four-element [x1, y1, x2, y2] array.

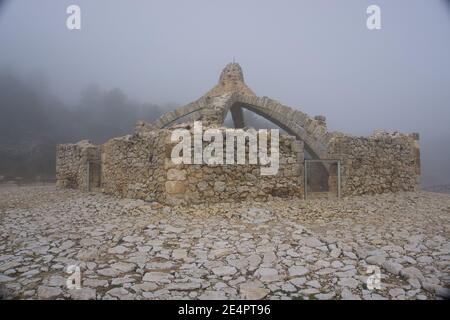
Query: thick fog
[[0, 0, 449, 186]]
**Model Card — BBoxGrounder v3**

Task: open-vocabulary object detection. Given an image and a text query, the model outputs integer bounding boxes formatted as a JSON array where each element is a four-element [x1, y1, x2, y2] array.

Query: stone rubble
[[0, 185, 448, 300]]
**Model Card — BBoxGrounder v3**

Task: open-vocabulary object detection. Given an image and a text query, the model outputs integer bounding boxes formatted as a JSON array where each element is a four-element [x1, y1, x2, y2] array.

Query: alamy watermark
[[66, 5, 81, 30], [170, 121, 280, 176], [66, 5, 381, 31], [367, 5, 381, 30], [66, 264, 82, 290], [366, 265, 382, 290]]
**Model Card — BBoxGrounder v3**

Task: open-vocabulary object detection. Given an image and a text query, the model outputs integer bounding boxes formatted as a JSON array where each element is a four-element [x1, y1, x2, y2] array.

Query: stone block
[[165, 181, 186, 194], [167, 169, 187, 181]]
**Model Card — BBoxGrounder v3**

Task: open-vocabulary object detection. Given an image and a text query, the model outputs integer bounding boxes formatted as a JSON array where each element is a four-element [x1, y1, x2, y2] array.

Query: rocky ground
[[0, 185, 449, 300]]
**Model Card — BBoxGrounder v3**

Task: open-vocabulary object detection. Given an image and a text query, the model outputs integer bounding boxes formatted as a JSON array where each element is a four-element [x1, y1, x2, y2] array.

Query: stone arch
[[227, 94, 329, 159], [152, 93, 330, 159], [152, 97, 209, 129], [152, 94, 235, 130]]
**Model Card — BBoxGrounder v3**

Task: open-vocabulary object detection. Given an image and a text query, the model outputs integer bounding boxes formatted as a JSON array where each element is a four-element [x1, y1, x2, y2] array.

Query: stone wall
[[163, 127, 304, 205], [56, 140, 101, 190], [101, 131, 168, 202], [92, 124, 305, 205], [328, 131, 420, 196], [56, 125, 420, 204]]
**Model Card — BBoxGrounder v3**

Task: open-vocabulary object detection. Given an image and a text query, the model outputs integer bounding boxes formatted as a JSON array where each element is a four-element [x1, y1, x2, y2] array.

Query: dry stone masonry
[[56, 140, 101, 191], [327, 131, 420, 196], [56, 63, 420, 204]]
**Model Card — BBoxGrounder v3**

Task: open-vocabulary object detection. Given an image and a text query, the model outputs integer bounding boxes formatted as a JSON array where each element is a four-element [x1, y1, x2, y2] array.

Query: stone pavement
[[0, 185, 449, 300]]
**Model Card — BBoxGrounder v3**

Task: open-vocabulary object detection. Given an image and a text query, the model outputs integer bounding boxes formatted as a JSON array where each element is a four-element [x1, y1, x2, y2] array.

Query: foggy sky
[[0, 0, 449, 185]]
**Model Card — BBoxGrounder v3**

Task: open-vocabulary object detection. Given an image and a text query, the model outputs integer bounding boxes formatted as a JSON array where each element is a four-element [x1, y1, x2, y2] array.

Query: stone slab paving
[[0, 185, 449, 300]]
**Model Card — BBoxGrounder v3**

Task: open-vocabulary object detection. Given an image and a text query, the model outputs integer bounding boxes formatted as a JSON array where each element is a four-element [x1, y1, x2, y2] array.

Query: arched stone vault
[[152, 92, 330, 159], [150, 63, 331, 159], [227, 94, 330, 159]]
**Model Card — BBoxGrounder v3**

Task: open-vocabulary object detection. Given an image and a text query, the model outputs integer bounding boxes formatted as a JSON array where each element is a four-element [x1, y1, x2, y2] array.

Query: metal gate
[[86, 161, 101, 192], [304, 159, 341, 200]]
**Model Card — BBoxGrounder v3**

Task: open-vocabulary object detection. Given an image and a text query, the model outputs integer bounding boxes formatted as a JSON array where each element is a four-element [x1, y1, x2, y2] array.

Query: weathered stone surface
[[167, 282, 201, 291], [213, 181, 226, 193], [338, 277, 359, 289], [239, 281, 269, 300], [83, 279, 108, 288], [165, 225, 185, 233], [301, 237, 324, 248], [69, 288, 97, 300], [111, 262, 136, 273], [327, 131, 420, 196], [389, 288, 405, 298], [105, 288, 135, 300], [382, 260, 403, 275], [97, 268, 122, 277], [400, 267, 425, 283], [0, 275, 15, 283], [0, 185, 448, 301], [165, 181, 186, 195], [212, 266, 237, 276], [142, 272, 173, 283], [37, 286, 62, 299], [198, 290, 227, 300], [132, 282, 158, 292], [108, 246, 129, 255], [239, 208, 275, 224], [288, 266, 309, 277], [167, 169, 187, 181], [315, 292, 335, 300], [255, 267, 279, 282], [46, 275, 65, 287], [122, 236, 144, 243], [172, 249, 188, 260], [366, 255, 386, 266]]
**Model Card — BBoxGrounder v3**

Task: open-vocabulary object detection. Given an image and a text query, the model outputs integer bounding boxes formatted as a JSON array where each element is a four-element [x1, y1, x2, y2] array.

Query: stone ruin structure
[[56, 63, 421, 205]]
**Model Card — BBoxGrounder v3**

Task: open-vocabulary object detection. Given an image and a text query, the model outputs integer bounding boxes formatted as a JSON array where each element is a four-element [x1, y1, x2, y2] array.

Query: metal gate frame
[[86, 160, 101, 192], [304, 159, 341, 200], [86, 161, 91, 192]]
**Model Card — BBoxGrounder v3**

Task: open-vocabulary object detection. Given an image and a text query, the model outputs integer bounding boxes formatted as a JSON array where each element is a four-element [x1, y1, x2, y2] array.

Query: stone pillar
[[230, 105, 245, 128]]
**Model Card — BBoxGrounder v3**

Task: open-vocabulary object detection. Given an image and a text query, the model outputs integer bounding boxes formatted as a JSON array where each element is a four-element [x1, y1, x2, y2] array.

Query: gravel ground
[[0, 185, 449, 300]]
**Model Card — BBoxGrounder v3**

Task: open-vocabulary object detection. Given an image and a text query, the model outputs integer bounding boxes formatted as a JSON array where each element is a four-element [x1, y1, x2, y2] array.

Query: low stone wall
[[56, 125, 420, 204], [56, 140, 100, 190], [163, 130, 304, 205], [99, 124, 305, 205], [328, 131, 420, 196], [101, 131, 168, 202]]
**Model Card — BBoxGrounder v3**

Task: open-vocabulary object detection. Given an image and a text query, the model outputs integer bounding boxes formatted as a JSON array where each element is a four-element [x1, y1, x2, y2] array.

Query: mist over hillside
[[0, 70, 282, 182], [0, 71, 166, 180]]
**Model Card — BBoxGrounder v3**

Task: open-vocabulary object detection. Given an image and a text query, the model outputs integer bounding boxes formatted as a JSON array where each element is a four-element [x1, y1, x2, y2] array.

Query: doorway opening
[[304, 159, 341, 200], [86, 161, 101, 192]]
